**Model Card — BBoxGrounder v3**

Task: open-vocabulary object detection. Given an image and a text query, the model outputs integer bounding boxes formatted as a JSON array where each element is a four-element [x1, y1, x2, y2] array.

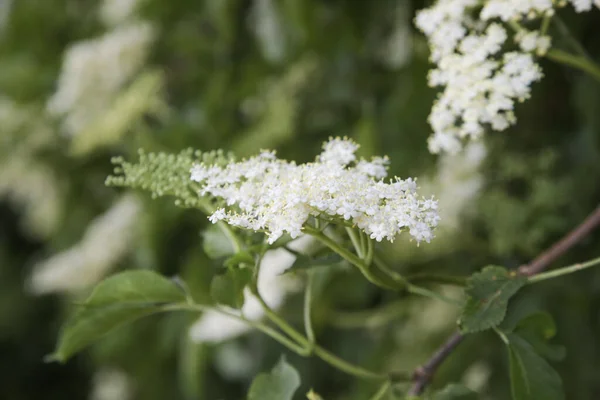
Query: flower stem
[[304, 226, 398, 290], [304, 272, 316, 345], [368, 380, 391, 400], [251, 286, 311, 349], [346, 227, 364, 258], [527, 256, 600, 284], [546, 49, 600, 84]]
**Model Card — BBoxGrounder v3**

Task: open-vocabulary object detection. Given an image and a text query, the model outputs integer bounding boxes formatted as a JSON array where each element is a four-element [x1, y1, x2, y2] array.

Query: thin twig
[[408, 333, 464, 396], [519, 205, 600, 276], [407, 204, 600, 396]]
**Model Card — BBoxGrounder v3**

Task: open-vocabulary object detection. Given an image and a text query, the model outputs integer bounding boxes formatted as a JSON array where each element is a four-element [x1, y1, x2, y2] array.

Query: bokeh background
[[1, 0, 600, 399]]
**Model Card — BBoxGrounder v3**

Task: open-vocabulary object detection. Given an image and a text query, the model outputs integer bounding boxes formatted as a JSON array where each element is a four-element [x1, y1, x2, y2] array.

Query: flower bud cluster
[[191, 138, 440, 244]]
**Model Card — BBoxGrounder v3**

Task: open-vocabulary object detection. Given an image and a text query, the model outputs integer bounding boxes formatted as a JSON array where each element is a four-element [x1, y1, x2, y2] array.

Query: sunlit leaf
[[247, 356, 300, 400], [50, 270, 186, 362]]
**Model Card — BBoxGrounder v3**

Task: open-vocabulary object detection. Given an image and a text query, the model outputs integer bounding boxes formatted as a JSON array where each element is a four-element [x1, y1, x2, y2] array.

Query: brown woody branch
[[407, 204, 600, 396]]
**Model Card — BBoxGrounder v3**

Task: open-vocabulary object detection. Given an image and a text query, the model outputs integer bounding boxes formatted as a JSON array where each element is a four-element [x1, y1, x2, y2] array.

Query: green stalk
[[406, 273, 467, 287], [312, 346, 387, 381], [368, 380, 391, 400], [304, 272, 316, 345], [527, 256, 600, 284], [329, 299, 408, 329], [166, 303, 308, 355], [546, 49, 600, 84], [304, 226, 398, 289], [346, 226, 365, 258], [252, 286, 311, 350], [406, 284, 463, 306]]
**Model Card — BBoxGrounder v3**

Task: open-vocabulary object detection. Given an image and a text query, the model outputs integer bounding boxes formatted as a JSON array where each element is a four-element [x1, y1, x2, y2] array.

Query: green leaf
[[458, 266, 527, 333], [507, 333, 564, 400], [210, 267, 252, 308], [429, 384, 478, 400], [513, 313, 566, 361], [283, 252, 344, 274], [202, 224, 235, 259], [247, 356, 301, 400], [50, 270, 186, 362], [224, 251, 256, 268]]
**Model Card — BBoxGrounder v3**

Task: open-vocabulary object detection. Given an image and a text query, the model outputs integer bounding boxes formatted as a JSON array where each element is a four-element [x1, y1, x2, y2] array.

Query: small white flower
[[191, 138, 439, 244]]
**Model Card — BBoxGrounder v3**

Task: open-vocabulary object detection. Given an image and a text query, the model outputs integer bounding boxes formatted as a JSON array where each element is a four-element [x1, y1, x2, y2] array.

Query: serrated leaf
[[202, 224, 235, 259], [458, 266, 527, 333], [50, 270, 186, 362], [430, 384, 478, 400], [210, 267, 252, 308], [283, 252, 344, 274], [507, 333, 564, 400], [247, 356, 300, 400]]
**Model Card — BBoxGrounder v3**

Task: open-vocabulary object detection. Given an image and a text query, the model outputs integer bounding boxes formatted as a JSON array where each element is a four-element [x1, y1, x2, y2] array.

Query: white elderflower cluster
[[191, 138, 439, 244], [47, 21, 154, 136], [28, 195, 142, 295], [416, 0, 599, 154]]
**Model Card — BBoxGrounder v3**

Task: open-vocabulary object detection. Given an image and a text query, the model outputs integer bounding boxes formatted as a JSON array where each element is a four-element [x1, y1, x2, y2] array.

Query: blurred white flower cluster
[[422, 141, 487, 232], [47, 21, 154, 137], [190, 236, 311, 343], [191, 137, 440, 244], [28, 195, 142, 295], [415, 0, 599, 154], [89, 368, 133, 400], [100, 0, 142, 26], [249, 0, 286, 64]]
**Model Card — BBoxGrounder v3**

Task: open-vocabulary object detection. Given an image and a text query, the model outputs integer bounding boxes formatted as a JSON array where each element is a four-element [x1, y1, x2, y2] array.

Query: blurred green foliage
[[1, 0, 600, 399]]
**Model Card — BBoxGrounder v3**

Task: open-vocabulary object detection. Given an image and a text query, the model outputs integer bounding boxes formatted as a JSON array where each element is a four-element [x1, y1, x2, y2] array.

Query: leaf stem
[[329, 299, 408, 329], [406, 284, 463, 306], [251, 280, 391, 380], [527, 256, 600, 284], [251, 286, 311, 350], [406, 273, 466, 287], [168, 303, 308, 355], [368, 380, 391, 400], [312, 345, 387, 381], [546, 49, 600, 84]]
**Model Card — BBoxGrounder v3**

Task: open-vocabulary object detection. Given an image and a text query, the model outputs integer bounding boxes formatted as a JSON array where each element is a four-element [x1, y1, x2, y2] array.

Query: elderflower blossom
[[28, 195, 141, 294], [416, 0, 599, 154], [190, 138, 439, 244]]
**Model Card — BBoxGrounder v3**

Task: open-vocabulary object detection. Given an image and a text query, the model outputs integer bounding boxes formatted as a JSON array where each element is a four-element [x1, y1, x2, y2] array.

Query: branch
[[518, 205, 600, 276], [407, 204, 600, 396]]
